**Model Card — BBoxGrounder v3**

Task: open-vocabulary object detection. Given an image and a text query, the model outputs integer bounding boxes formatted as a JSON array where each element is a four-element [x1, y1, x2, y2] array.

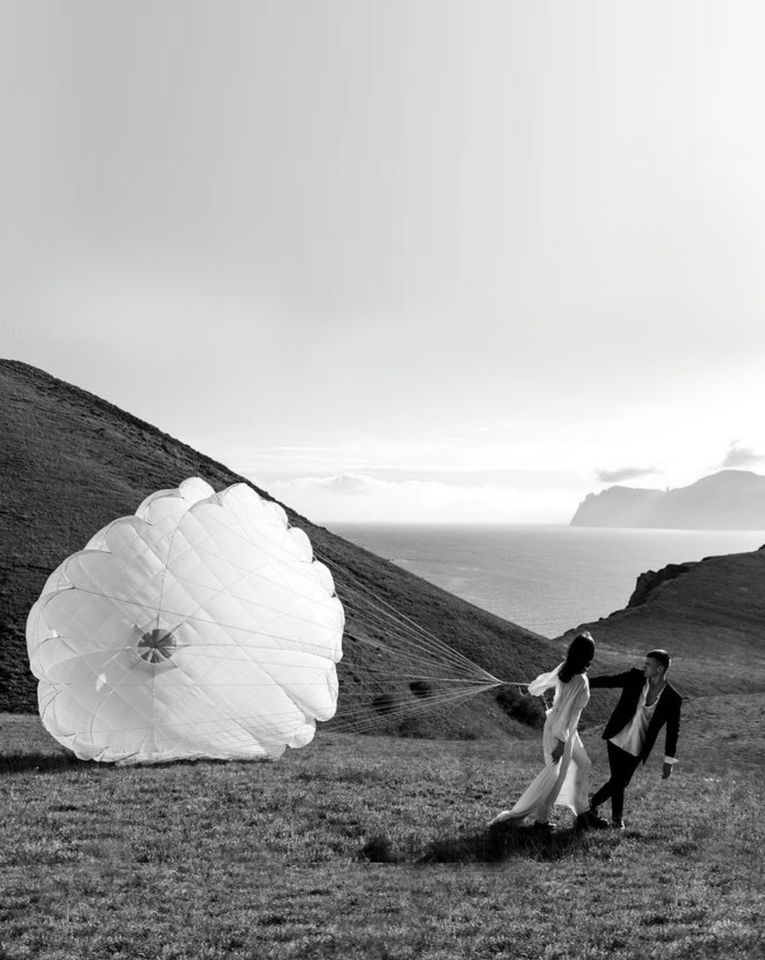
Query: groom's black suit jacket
[[589, 668, 682, 763]]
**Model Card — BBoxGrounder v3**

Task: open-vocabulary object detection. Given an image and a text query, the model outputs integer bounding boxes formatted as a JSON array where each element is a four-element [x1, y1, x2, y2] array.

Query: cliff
[[571, 470, 765, 530]]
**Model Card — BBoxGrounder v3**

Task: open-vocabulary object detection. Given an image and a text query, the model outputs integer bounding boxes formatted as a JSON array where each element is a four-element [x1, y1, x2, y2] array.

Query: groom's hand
[[662, 763, 673, 780]]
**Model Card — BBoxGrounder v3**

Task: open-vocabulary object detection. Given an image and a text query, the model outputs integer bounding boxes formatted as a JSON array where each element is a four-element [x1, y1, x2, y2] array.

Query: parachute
[[26, 478, 344, 764]]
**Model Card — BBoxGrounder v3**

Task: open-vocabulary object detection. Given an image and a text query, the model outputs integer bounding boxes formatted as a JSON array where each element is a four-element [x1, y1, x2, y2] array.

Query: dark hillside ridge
[[571, 470, 765, 529], [0, 360, 564, 737]]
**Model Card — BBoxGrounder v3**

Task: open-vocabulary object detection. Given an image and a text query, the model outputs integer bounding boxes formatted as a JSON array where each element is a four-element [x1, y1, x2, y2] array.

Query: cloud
[[252, 467, 581, 490], [254, 472, 578, 524], [295, 473, 380, 496], [595, 466, 657, 484], [720, 441, 763, 469]]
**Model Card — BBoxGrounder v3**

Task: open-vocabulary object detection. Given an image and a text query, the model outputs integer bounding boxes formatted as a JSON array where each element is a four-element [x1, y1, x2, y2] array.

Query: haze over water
[[331, 525, 765, 638]]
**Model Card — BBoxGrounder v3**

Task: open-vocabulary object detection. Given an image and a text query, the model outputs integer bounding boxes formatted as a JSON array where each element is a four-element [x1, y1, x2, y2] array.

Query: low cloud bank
[[251, 471, 578, 524]]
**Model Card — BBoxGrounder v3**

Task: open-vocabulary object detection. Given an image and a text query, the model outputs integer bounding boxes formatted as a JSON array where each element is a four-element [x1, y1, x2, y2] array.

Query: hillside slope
[[571, 470, 765, 529], [0, 360, 563, 738], [558, 547, 765, 696]]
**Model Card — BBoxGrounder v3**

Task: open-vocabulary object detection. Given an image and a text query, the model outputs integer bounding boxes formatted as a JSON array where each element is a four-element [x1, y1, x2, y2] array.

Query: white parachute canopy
[[26, 478, 344, 764]]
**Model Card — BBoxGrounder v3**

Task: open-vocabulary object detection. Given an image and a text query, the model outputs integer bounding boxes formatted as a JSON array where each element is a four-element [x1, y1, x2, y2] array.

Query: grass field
[[1, 702, 763, 960]]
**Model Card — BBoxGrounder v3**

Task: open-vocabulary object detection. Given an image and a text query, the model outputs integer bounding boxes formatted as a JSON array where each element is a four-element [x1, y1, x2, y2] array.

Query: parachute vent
[[138, 629, 177, 664]]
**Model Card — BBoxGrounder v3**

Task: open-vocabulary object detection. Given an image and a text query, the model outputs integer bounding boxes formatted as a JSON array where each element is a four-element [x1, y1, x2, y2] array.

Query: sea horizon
[[328, 523, 765, 638]]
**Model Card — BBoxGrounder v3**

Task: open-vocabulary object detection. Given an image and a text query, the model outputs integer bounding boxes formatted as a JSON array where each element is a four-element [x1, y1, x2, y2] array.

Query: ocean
[[329, 524, 765, 638]]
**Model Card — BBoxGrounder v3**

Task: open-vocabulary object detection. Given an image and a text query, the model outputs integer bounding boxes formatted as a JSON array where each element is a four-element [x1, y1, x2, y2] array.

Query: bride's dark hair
[[558, 632, 595, 683]]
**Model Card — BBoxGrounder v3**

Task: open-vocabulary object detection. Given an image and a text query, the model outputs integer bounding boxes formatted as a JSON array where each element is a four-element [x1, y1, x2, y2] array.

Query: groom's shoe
[[612, 819, 626, 831], [584, 809, 609, 829], [532, 821, 553, 834]]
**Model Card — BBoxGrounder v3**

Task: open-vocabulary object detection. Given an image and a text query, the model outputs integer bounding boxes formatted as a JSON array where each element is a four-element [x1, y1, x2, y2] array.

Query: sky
[[2, 1, 764, 524]]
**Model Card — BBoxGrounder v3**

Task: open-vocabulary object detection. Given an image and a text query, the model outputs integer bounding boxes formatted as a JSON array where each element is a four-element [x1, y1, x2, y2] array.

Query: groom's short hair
[[646, 649, 671, 671]]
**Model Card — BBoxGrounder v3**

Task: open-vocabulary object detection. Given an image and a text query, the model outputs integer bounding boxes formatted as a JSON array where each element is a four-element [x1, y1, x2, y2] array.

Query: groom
[[586, 649, 682, 829]]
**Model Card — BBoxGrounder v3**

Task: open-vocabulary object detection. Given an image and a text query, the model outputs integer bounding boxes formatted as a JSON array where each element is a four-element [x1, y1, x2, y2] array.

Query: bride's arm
[[527, 663, 563, 697], [549, 676, 586, 744]]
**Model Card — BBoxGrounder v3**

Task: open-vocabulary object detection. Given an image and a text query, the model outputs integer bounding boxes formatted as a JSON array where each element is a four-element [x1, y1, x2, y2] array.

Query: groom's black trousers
[[590, 742, 642, 822]]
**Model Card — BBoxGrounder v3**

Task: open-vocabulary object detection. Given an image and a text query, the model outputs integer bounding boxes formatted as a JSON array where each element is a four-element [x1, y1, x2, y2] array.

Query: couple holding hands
[[490, 633, 682, 832]]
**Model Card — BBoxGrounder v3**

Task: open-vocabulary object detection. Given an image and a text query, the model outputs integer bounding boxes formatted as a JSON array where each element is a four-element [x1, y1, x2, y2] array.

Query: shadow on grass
[[359, 822, 589, 865], [0, 751, 82, 774], [0, 752, 256, 775]]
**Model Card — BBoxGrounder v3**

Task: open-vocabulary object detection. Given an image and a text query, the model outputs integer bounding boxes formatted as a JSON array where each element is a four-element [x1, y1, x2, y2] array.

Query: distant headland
[[571, 469, 765, 530]]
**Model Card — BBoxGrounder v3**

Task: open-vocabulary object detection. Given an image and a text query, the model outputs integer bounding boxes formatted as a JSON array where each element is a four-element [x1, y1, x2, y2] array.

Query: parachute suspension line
[[322, 565, 493, 677], [333, 578, 493, 681], [337, 584, 501, 686], [320, 559, 533, 731], [321, 552, 488, 662], [341, 629, 497, 686], [332, 587, 505, 719], [316, 550, 501, 685], [342, 618, 485, 684], [329, 683, 500, 736], [331, 563, 482, 662], [54, 586, 340, 660]]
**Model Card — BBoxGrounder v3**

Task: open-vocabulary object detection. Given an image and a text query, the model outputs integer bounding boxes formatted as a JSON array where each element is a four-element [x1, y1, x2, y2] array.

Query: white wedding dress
[[490, 664, 592, 825]]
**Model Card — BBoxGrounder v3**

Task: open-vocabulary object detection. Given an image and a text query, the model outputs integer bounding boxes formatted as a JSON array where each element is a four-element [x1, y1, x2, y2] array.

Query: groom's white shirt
[[609, 682, 678, 764]]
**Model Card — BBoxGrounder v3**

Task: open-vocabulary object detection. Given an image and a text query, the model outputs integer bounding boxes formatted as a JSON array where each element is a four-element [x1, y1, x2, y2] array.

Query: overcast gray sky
[[2, 1, 764, 522]]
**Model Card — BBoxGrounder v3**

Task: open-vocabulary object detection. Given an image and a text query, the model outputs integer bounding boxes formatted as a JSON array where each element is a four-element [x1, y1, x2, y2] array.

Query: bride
[[490, 632, 596, 832]]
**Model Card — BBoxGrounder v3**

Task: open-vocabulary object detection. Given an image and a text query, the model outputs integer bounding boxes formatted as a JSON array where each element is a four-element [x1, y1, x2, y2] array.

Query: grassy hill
[[0, 359, 561, 738]]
